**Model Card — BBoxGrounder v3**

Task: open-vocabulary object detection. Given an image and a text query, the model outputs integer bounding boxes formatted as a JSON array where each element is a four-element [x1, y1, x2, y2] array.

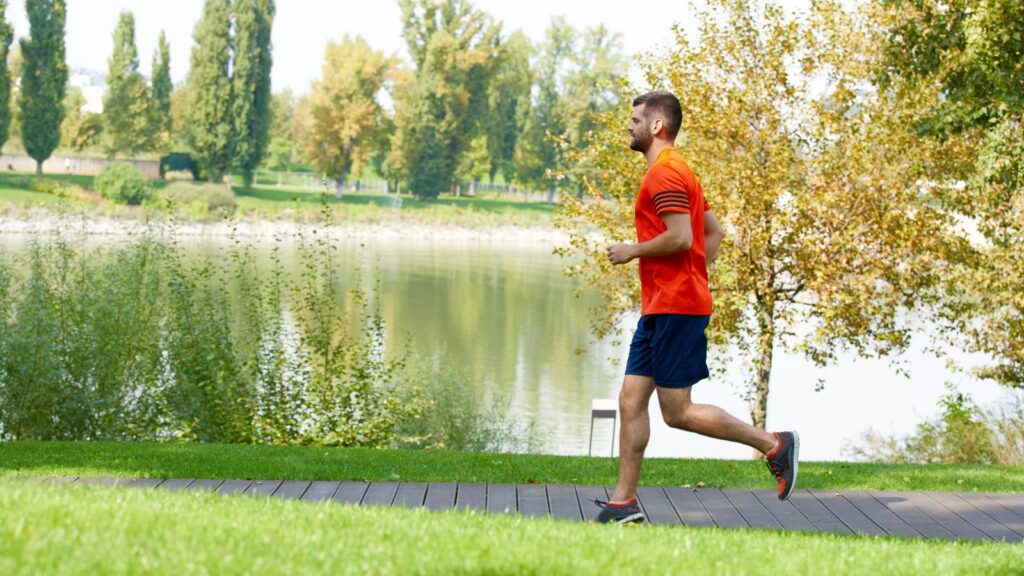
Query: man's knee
[[618, 388, 648, 417], [663, 404, 695, 431]]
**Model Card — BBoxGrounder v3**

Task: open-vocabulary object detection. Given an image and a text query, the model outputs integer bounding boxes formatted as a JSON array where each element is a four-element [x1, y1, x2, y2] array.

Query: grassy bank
[[0, 481, 1019, 575], [0, 171, 557, 228], [2, 441, 1022, 493]]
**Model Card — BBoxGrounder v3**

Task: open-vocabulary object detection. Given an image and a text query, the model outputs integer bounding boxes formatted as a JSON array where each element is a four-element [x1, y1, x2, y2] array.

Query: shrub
[[845, 384, 1017, 464], [157, 181, 237, 218], [95, 163, 151, 205]]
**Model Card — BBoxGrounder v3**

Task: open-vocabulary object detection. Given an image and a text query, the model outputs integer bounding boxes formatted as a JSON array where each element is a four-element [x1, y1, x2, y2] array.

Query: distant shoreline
[[0, 213, 573, 247]]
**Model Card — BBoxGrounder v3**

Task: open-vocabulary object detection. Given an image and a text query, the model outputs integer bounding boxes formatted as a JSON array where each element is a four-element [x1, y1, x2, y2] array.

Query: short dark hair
[[632, 91, 682, 139]]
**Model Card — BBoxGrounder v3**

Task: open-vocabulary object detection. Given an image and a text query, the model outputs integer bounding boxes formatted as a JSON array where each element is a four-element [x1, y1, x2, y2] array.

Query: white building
[[68, 73, 105, 114]]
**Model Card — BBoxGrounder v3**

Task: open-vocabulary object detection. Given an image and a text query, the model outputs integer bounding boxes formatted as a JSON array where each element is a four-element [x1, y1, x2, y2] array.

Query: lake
[[0, 229, 1009, 461]]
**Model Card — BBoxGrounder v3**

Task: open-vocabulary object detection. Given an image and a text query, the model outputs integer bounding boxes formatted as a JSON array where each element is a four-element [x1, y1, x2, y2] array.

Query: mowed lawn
[[2, 479, 1021, 576], [0, 171, 558, 226], [3, 441, 1023, 493]]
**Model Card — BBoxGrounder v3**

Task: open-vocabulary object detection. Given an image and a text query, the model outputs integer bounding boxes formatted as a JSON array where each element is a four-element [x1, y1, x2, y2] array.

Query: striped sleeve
[[648, 164, 692, 215]]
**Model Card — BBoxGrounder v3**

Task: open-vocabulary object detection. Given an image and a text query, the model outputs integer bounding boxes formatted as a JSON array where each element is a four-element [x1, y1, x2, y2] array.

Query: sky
[[4, 0, 705, 93], [6, 1, 822, 93]]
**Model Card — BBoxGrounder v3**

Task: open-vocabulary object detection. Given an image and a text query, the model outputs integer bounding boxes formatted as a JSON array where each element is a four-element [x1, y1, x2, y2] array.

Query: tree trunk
[[751, 296, 776, 455], [36, 160, 43, 176], [335, 178, 344, 198]]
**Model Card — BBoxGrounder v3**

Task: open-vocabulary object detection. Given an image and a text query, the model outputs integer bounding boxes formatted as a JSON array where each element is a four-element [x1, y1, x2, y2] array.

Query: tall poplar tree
[[0, 1, 13, 151], [186, 0, 233, 182], [103, 11, 154, 157], [232, 0, 275, 191], [19, 0, 67, 175], [151, 31, 173, 140]]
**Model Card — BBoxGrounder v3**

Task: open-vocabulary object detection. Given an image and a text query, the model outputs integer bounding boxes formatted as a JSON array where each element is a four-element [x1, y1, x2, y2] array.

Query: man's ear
[[650, 117, 663, 136]]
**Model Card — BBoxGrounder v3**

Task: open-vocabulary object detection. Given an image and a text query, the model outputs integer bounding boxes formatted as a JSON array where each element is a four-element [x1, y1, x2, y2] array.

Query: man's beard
[[629, 130, 652, 152]]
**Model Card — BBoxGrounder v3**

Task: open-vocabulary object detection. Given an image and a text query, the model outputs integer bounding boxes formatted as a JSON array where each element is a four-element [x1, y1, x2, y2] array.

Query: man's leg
[[656, 386, 776, 454], [608, 374, 656, 503]]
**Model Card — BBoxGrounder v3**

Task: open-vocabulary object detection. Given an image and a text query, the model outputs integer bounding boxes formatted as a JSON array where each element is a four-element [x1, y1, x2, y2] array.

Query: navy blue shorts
[[625, 314, 710, 388]]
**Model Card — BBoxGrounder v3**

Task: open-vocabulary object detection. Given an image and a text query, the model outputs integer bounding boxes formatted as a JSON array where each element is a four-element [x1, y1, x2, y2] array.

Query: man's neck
[[644, 140, 674, 166]]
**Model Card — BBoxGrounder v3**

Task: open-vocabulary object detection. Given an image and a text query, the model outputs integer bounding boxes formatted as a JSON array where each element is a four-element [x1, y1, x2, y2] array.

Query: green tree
[[60, 88, 101, 151], [0, 1, 13, 151], [483, 30, 532, 184], [556, 0, 960, 431], [103, 11, 155, 157], [19, 0, 67, 175], [396, 0, 501, 199], [232, 0, 275, 191], [186, 0, 233, 182], [876, 0, 1024, 388], [151, 31, 173, 144]]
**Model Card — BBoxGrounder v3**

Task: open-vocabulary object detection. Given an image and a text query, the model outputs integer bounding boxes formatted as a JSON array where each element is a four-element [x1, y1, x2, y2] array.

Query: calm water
[[0, 232, 1009, 461]]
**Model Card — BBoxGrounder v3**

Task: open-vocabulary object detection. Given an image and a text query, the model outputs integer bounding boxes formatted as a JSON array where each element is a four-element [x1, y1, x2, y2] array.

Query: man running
[[593, 91, 798, 525]]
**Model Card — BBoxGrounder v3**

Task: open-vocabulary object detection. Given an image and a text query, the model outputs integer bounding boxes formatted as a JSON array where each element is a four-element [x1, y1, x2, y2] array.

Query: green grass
[[0, 481, 1019, 575], [2, 441, 1022, 493], [0, 171, 557, 226]]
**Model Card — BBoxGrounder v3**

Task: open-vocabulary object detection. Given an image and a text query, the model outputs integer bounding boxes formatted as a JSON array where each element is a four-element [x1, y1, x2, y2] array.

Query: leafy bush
[[845, 385, 1023, 464], [94, 163, 151, 205], [157, 181, 237, 218], [395, 366, 544, 453]]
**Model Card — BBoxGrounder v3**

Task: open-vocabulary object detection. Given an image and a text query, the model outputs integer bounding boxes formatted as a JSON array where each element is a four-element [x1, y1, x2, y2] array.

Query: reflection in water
[[0, 234, 1007, 460]]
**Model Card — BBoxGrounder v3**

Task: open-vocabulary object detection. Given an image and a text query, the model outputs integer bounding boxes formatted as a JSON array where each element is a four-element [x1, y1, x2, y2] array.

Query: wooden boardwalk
[[18, 476, 1024, 542]]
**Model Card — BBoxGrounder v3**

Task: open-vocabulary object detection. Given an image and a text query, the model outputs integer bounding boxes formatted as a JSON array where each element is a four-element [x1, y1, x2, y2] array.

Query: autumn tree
[[304, 36, 391, 196], [875, 0, 1024, 387], [556, 0, 961, 431]]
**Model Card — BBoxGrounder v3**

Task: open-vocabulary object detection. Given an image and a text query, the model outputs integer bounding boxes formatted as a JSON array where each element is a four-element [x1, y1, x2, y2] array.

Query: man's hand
[[606, 243, 635, 265]]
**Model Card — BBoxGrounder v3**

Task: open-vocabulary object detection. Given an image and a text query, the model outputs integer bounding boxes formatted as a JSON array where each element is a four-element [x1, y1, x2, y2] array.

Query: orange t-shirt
[[634, 147, 713, 315]]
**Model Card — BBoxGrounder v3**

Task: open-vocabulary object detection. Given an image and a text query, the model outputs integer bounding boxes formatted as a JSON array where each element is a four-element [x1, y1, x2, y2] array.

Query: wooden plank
[[50, 476, 79, 483], [637, 487, 681, 525], [159, 478, 197, 492], [664, 487, 715, 527], [216, 480, 253, 495], [78, 477, 120, 486], [486, 483, 517, 516], [980, 493, 1024, 520], [189, 479, 224, 492], [302, 481, 340, 502], [808, 490, 887, 536], [332, 482, 369, 504], [362, 482, 400, 506], [125, 478, 164, 490], [924, 492, 1014, 541], [957, 493, 1024, 539], [898, 491, 990, 541], [574, 485, 609, 523], [836, 490, 921, 538], [694, 489, 749, 529], [722, 489, 782, 530], [517, 483, 548, 518], [455, 483, 487, 512], [393, 483, 428, 508], [274, 481, 311, 500], [787, 491, 852, 535], [245, 480, 283, 497], [751, 489, 818, 532], [869, 491, 956, 540], [547, 485, 582, 521], [424, 483, 457, 511]]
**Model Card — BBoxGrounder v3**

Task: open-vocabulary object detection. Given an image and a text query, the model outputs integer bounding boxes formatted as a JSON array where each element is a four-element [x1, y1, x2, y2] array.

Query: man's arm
[[704, 209, 725, 263], [607, 212, 692, 265]]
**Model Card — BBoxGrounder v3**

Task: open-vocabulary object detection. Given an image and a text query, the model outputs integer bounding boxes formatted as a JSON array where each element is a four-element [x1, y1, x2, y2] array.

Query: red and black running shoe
[[591, 498, 645, 524], [765, 431, 799, 500]]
